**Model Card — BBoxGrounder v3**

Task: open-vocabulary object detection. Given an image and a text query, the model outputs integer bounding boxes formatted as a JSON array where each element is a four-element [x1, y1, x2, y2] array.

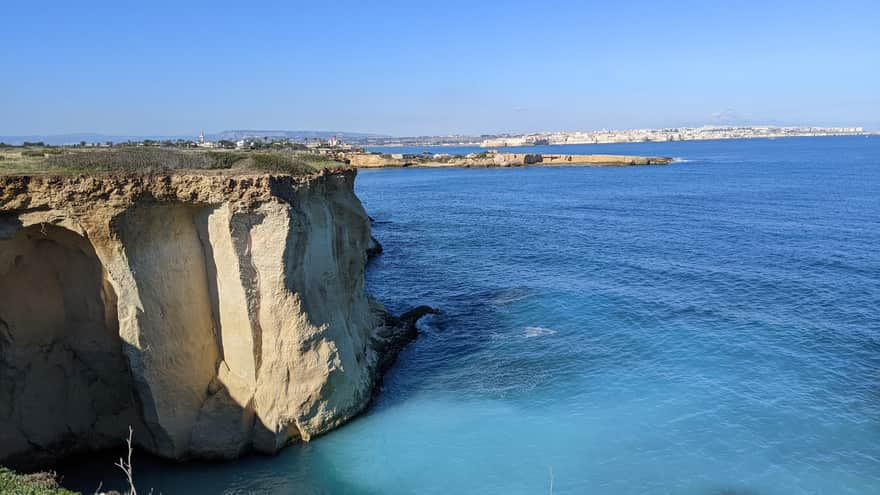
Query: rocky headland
[[0, 169, 432, 470], [344, 151, 673, 168]]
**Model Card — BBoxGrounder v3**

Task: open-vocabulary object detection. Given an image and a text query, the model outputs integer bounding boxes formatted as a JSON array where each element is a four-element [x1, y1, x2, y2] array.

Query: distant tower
[[198, 132, 205, 144]]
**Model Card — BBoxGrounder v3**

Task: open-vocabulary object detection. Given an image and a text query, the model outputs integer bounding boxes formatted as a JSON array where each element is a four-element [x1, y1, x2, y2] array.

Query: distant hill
[[0, 133, 190, 146], [208, 130, 391, 142], [0, 130, 391, 146]]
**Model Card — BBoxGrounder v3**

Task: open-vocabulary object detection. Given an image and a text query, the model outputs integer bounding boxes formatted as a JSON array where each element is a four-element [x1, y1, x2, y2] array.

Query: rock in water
[[0, 169, 421, 468], [367, 235, 384, 259]]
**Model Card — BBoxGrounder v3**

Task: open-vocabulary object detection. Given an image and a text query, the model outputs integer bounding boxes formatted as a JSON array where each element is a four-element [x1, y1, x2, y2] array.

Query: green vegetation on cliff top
[[0, 146, 345, 176], [0, 467, 79, 495]]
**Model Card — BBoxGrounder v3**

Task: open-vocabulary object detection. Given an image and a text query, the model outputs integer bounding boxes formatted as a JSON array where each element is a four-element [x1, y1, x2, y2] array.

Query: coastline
[[365, 133, 876, 151], [344, 151, 672, 169], [362, 128, 876, 150]]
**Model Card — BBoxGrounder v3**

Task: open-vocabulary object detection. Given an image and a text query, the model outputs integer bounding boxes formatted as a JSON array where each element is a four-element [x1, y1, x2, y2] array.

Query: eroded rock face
[[0, 170, 414, 468], [0, 223, 140, 468]]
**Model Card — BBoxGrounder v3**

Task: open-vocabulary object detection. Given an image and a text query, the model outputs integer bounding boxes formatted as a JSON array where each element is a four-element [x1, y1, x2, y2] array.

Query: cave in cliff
[[0, 223, 139, 468]]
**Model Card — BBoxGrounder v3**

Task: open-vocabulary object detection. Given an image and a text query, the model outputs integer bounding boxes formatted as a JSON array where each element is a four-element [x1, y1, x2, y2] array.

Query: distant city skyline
[[2, 1, 878, 135], [3, 124, 875, 147]]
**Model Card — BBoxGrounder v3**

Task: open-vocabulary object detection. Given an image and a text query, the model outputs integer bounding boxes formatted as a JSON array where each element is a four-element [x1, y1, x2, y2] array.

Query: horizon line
[[1, 123, 876, 142]]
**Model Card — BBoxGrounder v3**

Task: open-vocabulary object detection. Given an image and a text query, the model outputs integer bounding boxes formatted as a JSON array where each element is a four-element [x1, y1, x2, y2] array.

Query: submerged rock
[[0, 169, 427, 468]]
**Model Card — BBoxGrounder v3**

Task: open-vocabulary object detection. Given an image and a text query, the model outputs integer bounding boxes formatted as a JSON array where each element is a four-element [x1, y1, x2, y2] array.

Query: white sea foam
[[671, 157, 692, 163], [524, 326, 556, 338]]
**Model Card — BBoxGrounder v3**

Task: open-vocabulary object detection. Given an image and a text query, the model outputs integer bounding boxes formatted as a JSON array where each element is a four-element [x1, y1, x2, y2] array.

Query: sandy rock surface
[[0, 169, 423, 468]]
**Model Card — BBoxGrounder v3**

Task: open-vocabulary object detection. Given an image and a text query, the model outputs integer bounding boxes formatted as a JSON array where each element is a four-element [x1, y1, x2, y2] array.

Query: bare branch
[[113, 426, 137, 495]]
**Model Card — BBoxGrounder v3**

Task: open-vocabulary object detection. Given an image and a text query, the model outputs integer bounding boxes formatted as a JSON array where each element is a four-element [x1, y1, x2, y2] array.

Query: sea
[[60, 136, 880, 494]]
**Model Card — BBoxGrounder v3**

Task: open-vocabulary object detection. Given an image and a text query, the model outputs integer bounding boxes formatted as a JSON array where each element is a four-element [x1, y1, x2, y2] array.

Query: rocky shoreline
[[344, 151, 673, 168]]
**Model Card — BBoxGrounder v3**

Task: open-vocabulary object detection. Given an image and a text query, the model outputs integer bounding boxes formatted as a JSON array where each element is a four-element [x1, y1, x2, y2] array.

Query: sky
[[2, 0, 879, 137]]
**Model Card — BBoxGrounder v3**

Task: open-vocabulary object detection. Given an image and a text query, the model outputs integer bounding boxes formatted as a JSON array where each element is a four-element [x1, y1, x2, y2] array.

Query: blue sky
[[2, 0, 878, 136]]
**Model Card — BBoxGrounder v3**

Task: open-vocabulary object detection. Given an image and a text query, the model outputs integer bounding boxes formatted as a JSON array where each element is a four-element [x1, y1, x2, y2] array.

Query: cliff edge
[[0, 169, 424, 468]]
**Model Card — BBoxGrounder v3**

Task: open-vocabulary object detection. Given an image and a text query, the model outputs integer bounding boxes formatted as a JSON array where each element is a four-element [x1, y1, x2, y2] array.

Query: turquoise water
[[62, 137, 880, 494]]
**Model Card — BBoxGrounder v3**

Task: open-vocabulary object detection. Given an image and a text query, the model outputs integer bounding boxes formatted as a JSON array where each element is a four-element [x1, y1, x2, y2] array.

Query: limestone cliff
[[0, 169, 424, 468]]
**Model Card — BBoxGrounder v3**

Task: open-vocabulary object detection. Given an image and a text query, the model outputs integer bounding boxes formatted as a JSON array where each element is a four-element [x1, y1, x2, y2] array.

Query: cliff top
[[0, 167, 357, 212], [0, 146, 345, 177]]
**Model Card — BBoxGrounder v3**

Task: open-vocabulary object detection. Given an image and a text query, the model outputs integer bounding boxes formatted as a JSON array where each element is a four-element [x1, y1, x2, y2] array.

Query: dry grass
[[0, 147, 346, 176]]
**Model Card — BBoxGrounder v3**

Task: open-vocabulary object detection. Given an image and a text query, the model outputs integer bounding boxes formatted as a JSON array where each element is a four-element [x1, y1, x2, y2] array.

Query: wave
[[523, 326, 556, 338], [490, 287, 533, 306]]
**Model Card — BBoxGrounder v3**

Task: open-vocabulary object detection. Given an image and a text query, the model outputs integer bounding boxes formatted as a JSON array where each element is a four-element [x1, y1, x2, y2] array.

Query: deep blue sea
[[62, 136, 880, 494]]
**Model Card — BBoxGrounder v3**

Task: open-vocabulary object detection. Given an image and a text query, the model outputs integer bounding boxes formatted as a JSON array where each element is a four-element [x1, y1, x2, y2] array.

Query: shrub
[[249, 153, 315, 175], [205, 151, 247, 169], [0, 467, 79, 495], [44, 148, 218, 173]]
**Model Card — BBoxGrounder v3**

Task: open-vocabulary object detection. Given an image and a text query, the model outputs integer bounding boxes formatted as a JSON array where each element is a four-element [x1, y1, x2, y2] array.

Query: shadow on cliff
[[0, 221, 148, 471]]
